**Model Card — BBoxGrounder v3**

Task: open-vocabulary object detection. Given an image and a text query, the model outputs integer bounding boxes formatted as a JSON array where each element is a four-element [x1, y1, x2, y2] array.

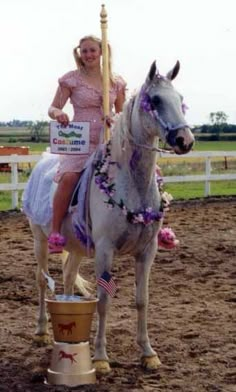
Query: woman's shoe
[[158, 227, 179, 250], [48, 232, 66, 254]]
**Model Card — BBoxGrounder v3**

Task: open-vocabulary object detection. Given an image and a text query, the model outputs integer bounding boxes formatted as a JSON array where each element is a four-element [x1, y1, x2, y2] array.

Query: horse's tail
[[60, 251, 94, 298], [74, 273, 94, 298]]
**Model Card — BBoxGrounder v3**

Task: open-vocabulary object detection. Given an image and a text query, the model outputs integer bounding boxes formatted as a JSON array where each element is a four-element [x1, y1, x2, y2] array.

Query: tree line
[[1, 111, 236, 142], [195, 111, 236, 141]]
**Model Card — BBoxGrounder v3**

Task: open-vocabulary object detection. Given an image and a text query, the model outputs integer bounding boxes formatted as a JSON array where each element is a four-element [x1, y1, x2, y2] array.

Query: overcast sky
[[1, 0, 236, 125]]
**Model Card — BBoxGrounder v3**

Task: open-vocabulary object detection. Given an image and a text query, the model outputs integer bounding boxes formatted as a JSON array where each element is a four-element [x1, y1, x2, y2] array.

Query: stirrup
[[48, 232, 66, 254], [158, 227, 179, 250]]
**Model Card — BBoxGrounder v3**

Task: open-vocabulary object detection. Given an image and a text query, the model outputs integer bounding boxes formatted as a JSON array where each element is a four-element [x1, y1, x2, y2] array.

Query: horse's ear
[[166, 60, 180, 80], [146, 61, 157, 82]]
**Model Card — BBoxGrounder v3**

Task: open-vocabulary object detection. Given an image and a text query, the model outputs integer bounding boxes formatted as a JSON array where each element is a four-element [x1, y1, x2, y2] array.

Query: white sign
[[50, 121, 90, 154]]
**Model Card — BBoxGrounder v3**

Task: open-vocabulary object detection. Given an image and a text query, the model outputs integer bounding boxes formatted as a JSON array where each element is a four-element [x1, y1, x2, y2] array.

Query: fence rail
[[0, 151, 236, 209]]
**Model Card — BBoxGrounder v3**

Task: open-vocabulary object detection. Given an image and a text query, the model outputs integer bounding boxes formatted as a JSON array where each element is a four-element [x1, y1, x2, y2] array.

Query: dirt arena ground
[[0, 197, 236, 392]]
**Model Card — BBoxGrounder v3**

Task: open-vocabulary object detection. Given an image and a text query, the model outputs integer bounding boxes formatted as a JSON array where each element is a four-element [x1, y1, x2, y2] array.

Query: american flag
[[97, 271, 117, 297]]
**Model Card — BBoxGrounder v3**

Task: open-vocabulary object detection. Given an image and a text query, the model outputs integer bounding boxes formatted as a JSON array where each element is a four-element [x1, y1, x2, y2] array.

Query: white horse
[[23, 61, 194, 374]]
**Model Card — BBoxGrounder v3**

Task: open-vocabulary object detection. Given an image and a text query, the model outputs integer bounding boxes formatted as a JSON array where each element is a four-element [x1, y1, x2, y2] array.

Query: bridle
[[133, 82, 190, 152]]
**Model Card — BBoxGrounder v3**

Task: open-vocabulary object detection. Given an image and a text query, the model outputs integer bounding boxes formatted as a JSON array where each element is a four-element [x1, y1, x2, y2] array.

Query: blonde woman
[[48, 35, 126, 253]]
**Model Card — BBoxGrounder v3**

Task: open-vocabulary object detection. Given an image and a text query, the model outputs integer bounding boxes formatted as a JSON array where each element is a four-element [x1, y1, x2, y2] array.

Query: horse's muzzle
[[167, 127, 195, 155]]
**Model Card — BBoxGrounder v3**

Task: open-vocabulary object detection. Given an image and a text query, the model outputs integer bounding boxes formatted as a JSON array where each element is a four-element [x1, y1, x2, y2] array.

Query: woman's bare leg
[[52, 172, 81, 234]]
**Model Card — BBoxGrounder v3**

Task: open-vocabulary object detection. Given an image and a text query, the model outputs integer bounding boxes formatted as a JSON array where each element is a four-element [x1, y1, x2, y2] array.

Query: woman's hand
[[55, 111, 70, 127], [103, 115, 115, 128], [48, 106, 70, 127]]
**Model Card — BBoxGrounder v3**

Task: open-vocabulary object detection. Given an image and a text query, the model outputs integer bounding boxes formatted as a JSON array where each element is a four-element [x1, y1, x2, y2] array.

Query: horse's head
[[139, 61, 194, 154]]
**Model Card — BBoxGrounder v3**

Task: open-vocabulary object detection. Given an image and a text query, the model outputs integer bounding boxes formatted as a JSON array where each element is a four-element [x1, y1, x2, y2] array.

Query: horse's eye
[[151, 95, 162, 109]]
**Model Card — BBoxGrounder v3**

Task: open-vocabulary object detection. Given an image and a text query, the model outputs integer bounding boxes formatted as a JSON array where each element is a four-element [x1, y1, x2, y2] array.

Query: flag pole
[[100, 4, 110, 141]]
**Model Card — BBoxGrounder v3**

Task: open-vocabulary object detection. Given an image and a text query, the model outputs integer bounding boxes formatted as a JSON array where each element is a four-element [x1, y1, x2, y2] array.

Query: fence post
[[11, 157, 18, 209], [205, 157, 211, 196]]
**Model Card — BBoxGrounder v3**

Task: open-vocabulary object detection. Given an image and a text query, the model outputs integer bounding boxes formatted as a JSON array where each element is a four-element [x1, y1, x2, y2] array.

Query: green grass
[[0, 191, 20, 210], [193, 140, 236, 151], [0, 126, 48, 134], [165, 181, 236, 200]]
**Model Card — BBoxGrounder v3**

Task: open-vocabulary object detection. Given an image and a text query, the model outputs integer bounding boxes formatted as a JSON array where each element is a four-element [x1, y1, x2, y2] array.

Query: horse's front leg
[[135, 242, 161, 369], [93, 242, 114, 374]]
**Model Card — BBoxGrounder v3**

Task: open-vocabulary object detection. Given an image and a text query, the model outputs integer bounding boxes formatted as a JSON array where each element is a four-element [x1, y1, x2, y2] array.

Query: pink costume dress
[[52, 70, 126, 182]]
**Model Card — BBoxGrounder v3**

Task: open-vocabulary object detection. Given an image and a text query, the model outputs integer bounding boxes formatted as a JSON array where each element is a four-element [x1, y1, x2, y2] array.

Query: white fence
[[0, 151, 236, 209], [158, 150, 236, 196], [0, 154, 41, 209]]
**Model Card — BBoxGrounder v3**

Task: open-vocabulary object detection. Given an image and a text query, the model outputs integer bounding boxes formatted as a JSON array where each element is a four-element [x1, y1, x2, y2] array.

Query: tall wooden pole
[[100, 4, 110, 141]]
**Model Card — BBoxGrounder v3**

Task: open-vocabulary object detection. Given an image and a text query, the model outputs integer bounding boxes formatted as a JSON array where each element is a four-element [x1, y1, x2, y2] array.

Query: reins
[[131, 141, 174, 154]]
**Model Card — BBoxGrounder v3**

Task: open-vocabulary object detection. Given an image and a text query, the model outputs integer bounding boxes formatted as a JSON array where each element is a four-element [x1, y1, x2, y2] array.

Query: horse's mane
[[110, 94, 137, 161]]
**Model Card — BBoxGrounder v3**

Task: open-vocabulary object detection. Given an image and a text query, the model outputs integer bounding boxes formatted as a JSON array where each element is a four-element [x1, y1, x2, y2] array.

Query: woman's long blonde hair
[[73, 35, 115, 83]]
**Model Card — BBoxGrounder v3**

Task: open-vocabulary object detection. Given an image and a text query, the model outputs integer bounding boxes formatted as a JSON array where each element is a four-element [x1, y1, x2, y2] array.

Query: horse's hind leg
[[30, 223, 50, 344], [135, 245, 161, 369]]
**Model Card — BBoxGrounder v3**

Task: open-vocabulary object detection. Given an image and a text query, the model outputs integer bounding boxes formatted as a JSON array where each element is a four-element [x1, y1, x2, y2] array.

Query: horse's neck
[[111, 118, 158, 196], [129, 113, 158, 178]]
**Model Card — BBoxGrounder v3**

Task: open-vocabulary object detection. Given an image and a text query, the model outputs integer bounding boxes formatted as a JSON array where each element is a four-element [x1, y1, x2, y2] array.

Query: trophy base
[[47, 368, 96, 386], [47, 341, 96, 386]]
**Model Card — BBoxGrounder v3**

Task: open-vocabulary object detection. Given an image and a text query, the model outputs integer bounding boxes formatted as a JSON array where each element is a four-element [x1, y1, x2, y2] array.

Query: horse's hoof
[[33, 334, 51, 346], [93, 360, 111, 374], [141, 355, 161, 370]]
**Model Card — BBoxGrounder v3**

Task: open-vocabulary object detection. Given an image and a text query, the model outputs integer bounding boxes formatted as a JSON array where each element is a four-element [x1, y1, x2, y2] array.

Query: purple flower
[[95, 176, 103, 185], [140, 89, 152, 112]]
